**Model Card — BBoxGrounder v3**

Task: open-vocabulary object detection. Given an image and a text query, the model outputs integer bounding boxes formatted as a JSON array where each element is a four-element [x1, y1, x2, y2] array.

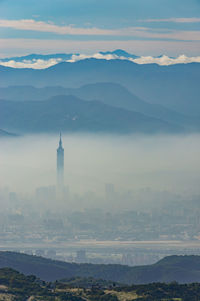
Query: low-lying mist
[[0, 133, 200, 212]]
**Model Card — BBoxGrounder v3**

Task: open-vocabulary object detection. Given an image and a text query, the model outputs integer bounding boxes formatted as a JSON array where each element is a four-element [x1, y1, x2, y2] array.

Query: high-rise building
[[35, 185, 56, 201], [76, 250, 87, 263], [57, 133, 64, 198], [105, 183, 115, 200]]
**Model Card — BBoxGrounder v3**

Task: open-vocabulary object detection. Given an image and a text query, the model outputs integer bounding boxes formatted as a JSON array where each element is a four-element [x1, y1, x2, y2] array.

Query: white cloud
[[0, 58, 62, 69], [0, 19, 140, 36], [68, 53, 200, 66], [0, 19, 200, 41], [144, 18, 200, 23], [132, 55, 200, 66], [1, 53, 200, 69], [68, 53, 126, 62], [0, 53, 126, 69]]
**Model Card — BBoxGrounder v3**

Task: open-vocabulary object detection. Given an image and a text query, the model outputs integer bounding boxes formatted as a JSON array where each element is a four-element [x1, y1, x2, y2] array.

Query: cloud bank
[[0, 58, 63, 69], [144, 18, 200, 23], [0, 19, 118, 36], [132, 54, 200, 66], [1, 19, 200, 41], [1, 53, 200, 69]]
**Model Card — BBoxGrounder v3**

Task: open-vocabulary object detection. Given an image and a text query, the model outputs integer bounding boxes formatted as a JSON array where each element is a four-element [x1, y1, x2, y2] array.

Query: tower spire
[[57, 132, 64, 199], [59, 132, 62, 148]]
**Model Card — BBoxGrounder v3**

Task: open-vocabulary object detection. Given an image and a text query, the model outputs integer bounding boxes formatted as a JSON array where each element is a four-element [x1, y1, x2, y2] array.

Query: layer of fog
[[1, 53, 200, 69], [0, 133, 200, 213]]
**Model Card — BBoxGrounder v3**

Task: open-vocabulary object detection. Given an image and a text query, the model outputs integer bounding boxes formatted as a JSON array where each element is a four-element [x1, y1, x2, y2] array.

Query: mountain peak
[[99, 49, 138, 59]]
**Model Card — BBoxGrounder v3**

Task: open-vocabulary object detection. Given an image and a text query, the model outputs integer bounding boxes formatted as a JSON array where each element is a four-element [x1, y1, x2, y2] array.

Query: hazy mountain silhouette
[[0, 59, 199, 116], [0, 83, 197, 130], [0, 95, 182, 134], [68, 83, 195, 128]]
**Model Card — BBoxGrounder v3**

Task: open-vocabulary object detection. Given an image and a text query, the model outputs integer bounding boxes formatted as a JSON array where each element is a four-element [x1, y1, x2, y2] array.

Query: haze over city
[[1, 133, 200, 198]]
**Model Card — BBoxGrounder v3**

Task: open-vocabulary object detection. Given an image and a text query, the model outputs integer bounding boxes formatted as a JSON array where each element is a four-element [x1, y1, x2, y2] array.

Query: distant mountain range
[[0, 95, 182, 134], [0, 83, 179, 120], [0, 58, 199, 117], [0, 53, 74, 62], [1, 83, 198, 133], [1, 252, 200, 284], [0, 49, 137, 62], [0, 56, 199, 134]]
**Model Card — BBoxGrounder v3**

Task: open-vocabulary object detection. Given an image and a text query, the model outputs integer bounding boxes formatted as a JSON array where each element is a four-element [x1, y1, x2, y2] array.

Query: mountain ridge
[[0, 95, 182, 134], [0, 58, 199, 116], [0, 83, 197, 131], [0, 49, 137, 62], [0, 252, 200, 284]]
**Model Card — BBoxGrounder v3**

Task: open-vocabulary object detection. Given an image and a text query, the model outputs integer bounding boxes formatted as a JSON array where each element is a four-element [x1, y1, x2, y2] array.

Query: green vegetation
[[56, 276, 120, 289], [0, 268, 85, 301], [115, 282, 200, 301], [1, 267, 200, 301]]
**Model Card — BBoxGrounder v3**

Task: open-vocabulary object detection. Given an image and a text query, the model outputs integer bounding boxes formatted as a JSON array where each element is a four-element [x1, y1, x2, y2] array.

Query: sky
[[0, 0, 200, 57]]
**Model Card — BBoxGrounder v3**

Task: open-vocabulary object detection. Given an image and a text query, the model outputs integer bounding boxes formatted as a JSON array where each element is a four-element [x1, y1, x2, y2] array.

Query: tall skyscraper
[[57, 133, 64, 198]]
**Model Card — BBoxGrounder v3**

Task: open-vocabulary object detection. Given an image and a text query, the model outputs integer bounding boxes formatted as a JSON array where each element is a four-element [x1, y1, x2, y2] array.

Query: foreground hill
[[0, 268, 86, 300], [1, 252, 200, 284], [0, 95, 181, 134], [0, 59, 200, 116], [2, 267, 200, 301]]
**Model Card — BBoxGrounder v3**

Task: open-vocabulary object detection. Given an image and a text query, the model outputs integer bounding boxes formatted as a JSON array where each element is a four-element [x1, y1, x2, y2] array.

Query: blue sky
[[0, 0, 200, 57]]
